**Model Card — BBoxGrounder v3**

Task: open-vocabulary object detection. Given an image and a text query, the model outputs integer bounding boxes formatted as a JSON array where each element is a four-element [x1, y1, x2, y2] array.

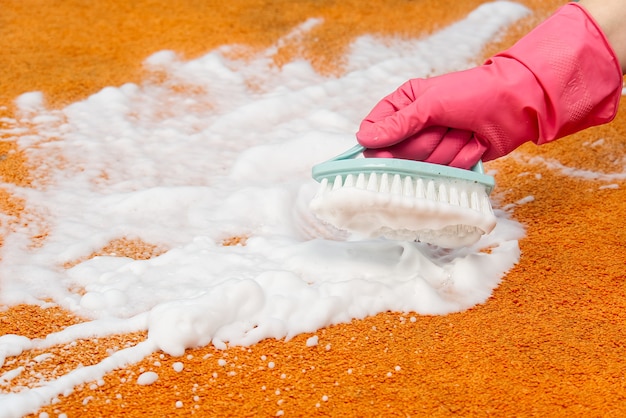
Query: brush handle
[[327, 144, 366, 161], [327, 144, 486, 174]]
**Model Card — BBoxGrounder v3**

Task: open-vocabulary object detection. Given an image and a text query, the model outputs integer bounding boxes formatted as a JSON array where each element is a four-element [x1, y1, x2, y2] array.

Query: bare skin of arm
[[579, 0, 626, 72]]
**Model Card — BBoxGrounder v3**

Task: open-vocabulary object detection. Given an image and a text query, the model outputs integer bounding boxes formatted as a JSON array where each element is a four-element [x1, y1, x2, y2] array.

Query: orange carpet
[[3, 0, 626, 416]]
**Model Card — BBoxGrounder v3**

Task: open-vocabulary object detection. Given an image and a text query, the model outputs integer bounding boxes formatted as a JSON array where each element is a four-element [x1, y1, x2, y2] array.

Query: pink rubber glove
[[356, 3, 623, 169]]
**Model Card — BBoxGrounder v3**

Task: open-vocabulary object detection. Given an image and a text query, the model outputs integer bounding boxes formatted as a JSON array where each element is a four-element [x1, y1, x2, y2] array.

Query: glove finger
[[424, 129, 473, 167], [357, 79, 428, 148], [447, 135, 490, 169], [362, 126, 447, 160]]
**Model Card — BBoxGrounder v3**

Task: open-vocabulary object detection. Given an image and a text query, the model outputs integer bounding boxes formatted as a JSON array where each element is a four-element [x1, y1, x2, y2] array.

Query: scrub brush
[[309, 144, 497, 248]]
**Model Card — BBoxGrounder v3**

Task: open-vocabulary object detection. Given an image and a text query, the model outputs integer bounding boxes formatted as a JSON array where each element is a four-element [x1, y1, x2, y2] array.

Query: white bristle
[[438, 184, 448, 203], [470, 191, 480, 210], [391, 174, 403, 194], [482, 195, 493, 212], [332, 175, 343, 190], [459, 190, 469, 207], [379, 173, 390, 193], [319, 178, 329, 196], [416, 178, 425, 198], [426, 181, 437, 200], [320, 171, 493, 214], [367, 173, 379, 191], [449, 187, 460, 206], [403, 176, 414, 197], [356, 173, 366, 188]]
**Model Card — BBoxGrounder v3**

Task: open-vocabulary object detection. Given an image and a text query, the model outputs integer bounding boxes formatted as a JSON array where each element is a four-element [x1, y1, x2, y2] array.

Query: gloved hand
[[356, 3, 623, 169]]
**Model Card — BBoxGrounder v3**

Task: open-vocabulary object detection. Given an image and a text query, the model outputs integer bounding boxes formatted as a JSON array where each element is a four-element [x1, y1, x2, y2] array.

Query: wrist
[[578, 0, 626, 73]]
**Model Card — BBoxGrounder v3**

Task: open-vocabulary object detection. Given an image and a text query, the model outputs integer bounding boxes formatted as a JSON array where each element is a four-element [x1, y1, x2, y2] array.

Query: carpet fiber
[[2, 1, 626, 416]]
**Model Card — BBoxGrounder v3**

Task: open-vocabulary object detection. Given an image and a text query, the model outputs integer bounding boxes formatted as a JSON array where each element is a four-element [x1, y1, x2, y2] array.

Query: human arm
[[356, 2, 625, 169], [580, 0, 626, 72]]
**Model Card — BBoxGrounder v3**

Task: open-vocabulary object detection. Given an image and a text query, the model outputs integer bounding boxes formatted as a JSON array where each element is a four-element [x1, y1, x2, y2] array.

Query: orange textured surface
[[3, 0, 626, 416]]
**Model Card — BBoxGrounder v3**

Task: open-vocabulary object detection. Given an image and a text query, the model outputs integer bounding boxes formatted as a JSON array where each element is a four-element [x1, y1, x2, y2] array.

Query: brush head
[[310, 145, 497, 248]]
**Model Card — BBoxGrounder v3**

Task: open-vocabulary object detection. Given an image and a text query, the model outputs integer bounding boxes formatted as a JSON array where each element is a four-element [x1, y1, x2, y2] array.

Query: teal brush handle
[[326, 144, 486, 174], [326, 144, 367, 161]]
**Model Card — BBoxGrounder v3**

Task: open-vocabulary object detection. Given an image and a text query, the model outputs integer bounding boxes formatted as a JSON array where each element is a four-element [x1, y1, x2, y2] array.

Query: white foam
[[523, 155, 626, 181], [136, 371, 159, 386], [0, 2, 531, 415]]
